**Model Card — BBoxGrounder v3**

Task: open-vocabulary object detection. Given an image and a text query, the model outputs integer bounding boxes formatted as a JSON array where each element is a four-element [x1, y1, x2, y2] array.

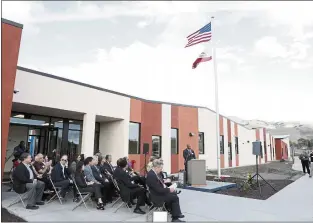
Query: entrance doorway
[[28, 127, 59, 157]]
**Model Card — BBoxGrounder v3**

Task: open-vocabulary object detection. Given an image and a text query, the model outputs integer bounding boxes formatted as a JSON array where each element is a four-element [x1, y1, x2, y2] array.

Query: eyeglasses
[[61, 159, 67, 162]]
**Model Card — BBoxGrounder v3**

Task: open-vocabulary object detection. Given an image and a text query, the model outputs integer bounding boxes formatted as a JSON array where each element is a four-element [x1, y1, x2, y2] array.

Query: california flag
[[192, 52, 212, 69]]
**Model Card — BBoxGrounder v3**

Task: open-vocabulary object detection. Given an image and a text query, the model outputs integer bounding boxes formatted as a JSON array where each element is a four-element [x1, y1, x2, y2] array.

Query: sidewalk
[[2, 159, 312, 221]]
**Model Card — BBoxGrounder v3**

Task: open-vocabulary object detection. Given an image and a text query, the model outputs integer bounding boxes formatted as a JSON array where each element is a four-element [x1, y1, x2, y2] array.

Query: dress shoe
[[26, 205, 39, 210], [36, 201, 45, 205], [172, 219, 185, 222], [178, 215, 185, 219], [127, 202, 133, 208], [134, 208, 145, 214]]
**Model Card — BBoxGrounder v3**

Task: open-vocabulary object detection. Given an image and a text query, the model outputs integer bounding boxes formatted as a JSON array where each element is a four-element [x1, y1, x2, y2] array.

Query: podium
[[187, 159, 206, 186]]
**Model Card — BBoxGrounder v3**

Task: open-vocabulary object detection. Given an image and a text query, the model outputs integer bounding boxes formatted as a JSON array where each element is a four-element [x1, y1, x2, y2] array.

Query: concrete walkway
[[2, 159, 312, 222]]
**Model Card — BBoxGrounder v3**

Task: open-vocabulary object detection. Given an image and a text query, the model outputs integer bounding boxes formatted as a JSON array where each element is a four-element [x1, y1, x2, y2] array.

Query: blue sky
[[3, 1, 313, 123]]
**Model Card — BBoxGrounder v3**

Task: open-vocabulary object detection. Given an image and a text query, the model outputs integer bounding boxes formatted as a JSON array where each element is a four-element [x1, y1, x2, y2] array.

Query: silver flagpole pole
[[211, 16, 221, 179]]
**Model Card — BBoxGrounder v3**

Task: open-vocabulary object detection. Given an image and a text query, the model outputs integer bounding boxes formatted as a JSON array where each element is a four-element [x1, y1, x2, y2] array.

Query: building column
[[81, 113, 96, 157]]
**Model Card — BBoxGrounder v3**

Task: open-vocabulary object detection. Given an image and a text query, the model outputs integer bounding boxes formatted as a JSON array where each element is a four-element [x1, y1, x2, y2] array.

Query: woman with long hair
[[74, 161, 105, 210], [71, 154, 84, 173]]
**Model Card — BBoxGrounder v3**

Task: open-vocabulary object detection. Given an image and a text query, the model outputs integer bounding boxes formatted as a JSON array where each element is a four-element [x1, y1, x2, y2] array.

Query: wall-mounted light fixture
[[13, 89, 19, 94], [189, 132, 195, 137]]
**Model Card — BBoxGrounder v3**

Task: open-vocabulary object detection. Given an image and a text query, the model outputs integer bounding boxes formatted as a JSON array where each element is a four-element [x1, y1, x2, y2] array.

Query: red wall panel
[[227, 120, 232, 167], [1, 21, 23, 178], [263, 128, 267, 163], [139, 102, 162, 172], [275, 139, 283, 160], [171, 106, 198, 173]]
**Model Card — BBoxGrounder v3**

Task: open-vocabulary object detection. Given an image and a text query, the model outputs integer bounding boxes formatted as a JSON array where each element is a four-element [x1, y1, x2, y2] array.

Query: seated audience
[[158, 158, 172, 187], [123, 157, 147, 189], [75, 162, 105, 210], [33, 153, 53, 190], [70, 154, 84, 173], [100, 155, 115, 175], [113, 158, 147, 214], [147, 156, 157, 172], [146, 159, 185, 222], [12, 153, 45, 210], [51, 155, 73, 200], [91, 155, 113, 203], [84, 157, 110, 206]]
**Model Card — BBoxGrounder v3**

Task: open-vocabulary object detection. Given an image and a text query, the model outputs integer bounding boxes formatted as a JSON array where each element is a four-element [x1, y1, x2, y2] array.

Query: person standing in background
[[13, 141, 27, 159], [299, 151, 310, 175]]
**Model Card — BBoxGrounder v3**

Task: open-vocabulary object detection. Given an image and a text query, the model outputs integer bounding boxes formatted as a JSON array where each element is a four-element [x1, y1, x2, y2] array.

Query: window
[[67, 130, 82, 160], [198, 132, 205, 154], [235, 137, 239, 154], [171, 129, 178, 154], [264, 141, 267, 155], [69, 120, 83, 130], [94, 122, 100, 154], [152, 136, 162, 157], [220, 135, 224, 154], [129, 122, 140, 154], [228, 142, 232, 161]]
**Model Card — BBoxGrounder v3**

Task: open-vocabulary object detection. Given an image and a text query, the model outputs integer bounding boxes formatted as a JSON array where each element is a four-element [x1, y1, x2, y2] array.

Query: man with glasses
[[51, 155, 73, 200]]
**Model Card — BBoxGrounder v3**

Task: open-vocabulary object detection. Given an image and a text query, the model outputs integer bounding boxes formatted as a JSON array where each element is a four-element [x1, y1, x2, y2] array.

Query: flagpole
[[211, 16, 221, 179]]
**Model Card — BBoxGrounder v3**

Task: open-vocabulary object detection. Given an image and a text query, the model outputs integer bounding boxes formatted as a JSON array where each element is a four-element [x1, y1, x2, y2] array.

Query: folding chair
[[111, 179, 132, 213], [71, 176, 93, 211], [46, 176, 63, 204], [7, 190, 31, 208], [145, 186, 169, 222], [110, 177, 121, 207]]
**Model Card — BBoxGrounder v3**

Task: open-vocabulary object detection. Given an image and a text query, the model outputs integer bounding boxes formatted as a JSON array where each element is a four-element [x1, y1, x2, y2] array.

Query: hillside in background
[[229, 116, 313, 142]]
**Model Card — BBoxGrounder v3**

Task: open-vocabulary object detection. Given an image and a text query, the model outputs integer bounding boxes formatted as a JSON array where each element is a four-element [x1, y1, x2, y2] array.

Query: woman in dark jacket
[[75, 162, 105, 210], [71, 154, 84, 174]]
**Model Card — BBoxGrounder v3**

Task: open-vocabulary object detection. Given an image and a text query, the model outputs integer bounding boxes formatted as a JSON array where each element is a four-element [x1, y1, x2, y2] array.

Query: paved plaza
[[2, 159, 312, 222]]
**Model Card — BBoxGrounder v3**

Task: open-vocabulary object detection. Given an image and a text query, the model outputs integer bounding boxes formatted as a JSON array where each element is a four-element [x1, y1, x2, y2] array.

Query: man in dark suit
[[113, 158, 146, 214], [12, 153, 45, 210], [183, 144, 196, 184], [51, 155, 72, 200], [146, 159, 184, 222], [101, 155, 115, 175]]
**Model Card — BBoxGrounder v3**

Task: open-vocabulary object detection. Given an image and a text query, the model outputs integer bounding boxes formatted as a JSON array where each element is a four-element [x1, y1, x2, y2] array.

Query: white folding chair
[[71, 175, 93, 211]]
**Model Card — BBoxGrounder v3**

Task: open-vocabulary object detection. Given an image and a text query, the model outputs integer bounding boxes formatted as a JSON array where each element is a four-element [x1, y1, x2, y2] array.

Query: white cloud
[[137, 21, 149, 29], [254, 36, 289, 58]]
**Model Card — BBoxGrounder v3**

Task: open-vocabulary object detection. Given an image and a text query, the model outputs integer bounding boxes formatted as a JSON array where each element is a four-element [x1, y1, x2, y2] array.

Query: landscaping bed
[[206, 176, 294, 200], [206, 161, 303, 200], [1, 207, 26, 222]]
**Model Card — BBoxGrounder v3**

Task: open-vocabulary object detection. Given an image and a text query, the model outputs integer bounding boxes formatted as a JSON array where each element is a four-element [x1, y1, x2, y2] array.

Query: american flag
[[185, 22, 212, 48]]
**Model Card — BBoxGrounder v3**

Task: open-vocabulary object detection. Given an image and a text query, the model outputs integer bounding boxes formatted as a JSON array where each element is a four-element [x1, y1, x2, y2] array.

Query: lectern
[[187, 159, 206, 186]]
